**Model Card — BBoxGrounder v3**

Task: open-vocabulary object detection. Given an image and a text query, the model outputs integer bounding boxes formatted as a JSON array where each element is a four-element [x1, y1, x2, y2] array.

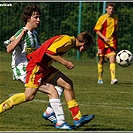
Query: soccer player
[[94, 2, 118, 84], [1, 31, 95, 128], [4, 4, 70, 130]]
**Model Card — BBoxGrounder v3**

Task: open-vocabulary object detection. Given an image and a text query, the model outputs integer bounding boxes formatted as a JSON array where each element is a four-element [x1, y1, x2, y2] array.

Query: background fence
[[0, 2, 133, 59]]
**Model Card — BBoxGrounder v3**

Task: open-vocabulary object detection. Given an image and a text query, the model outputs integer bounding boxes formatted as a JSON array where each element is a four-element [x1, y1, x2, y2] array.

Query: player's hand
[[21, 29, 28, 37], [65, 61, 74, 69], [104, 38, 110, 43], [104, 37, 111, 47]]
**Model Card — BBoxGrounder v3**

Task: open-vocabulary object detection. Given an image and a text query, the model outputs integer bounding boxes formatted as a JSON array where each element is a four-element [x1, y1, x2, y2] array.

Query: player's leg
[[0, 64, 38, 113], [0, 87, 38, 113], [108, 53, 118, 84], [41, 86, 64, 124], [39, 84, 72, 130], [12, 66, 65, 126], [37, 66, 66, 126], [97, 56, 104, 84], [97, 47, 105, 84], [25, 65, 72, 130], [50, 71, 95, 128], [107, 47, 118, 84]]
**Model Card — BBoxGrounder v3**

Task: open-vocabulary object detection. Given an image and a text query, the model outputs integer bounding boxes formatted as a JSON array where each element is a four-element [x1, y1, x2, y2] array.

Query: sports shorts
[[12, 62, 27, 83], [98, 45, 117, 57], [25, 65, 58, 89]]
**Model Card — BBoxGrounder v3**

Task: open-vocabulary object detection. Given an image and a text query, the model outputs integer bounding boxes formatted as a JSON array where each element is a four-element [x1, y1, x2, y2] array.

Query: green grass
[[0, 52, 133, 131]]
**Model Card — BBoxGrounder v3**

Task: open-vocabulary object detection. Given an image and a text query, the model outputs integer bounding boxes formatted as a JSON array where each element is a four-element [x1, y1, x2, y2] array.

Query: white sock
[[55, 86, 64, 98], [49, 98, 65, 125], [45, 86, 64, 114]]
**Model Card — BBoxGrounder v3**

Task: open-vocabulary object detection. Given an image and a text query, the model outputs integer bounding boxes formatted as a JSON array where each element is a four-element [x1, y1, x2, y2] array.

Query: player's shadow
[[118, 82, 133, 85], [81, 124, 125, 131], [41, 123, 125, 131]]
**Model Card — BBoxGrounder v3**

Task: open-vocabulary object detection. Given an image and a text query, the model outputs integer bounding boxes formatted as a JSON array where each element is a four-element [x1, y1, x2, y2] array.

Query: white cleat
[[111, 78, 118, 84]]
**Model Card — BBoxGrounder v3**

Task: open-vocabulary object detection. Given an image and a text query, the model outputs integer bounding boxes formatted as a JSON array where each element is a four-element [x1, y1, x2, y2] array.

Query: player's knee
[[46, 84, 59, 98], [24, 90, 35, 101], [98, 56, 104, 63], [64, 80, 73, 91], [25, 94, 35, 101]]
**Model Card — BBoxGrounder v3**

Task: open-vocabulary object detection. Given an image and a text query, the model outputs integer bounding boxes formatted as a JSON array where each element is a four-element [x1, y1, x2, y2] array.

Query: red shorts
[[98, 45, 117, 57], [25, 59, 58, 88]]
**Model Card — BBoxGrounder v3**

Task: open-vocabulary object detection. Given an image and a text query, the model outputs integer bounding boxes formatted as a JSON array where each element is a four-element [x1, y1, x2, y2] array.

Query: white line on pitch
[[33, 99, 133, 110], [8, 93, 133, 110]]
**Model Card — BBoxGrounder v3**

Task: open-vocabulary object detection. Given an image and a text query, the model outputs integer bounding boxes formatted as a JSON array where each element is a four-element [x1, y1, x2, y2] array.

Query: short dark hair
[[77, 31, 93, 47], [22, 4, 41, 24]]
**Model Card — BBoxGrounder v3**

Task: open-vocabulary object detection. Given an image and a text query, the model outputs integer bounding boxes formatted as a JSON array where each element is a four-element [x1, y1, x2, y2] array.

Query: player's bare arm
[[6, 29, 28, 53], [46, 53, 74, 69]]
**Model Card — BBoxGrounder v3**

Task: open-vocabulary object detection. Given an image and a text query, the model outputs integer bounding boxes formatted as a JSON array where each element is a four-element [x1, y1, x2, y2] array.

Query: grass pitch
[[0, 52, 133, 131]]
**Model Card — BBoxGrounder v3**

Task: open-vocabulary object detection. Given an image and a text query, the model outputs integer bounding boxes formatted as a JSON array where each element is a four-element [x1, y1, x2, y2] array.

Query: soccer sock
[[55, 86, 64, 98], [44, 86, 64, 114], [0, 93, 26, 113], [67, 99, 82, 121], [98, 63, 103, 80], [110, 63, 116, 80], [49, 98, 65, 125]]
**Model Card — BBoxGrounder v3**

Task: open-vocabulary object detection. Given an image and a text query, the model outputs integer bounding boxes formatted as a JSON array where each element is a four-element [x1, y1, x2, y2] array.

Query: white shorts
[[12, 63, 27, 83]]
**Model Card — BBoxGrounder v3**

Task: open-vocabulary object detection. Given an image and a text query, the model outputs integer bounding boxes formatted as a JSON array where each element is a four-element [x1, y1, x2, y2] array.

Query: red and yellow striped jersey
[[94, 13, 118, 48], [26, 35, 75, 68]]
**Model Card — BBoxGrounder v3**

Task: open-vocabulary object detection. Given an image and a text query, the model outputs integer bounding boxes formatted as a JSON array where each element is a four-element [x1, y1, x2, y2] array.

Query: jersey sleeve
[[4, 28, 23, 47], [94, 16, 104, 32], [46, 35, 74, 55]]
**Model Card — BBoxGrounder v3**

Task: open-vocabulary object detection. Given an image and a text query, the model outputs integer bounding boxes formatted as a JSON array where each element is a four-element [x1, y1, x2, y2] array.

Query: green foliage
[[116, 5, 133, 52], [0, 2, 133, 56]]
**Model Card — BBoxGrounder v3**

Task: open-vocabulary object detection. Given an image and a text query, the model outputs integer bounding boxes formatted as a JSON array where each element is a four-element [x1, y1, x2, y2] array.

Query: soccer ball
[[116, 50, 133, 67]]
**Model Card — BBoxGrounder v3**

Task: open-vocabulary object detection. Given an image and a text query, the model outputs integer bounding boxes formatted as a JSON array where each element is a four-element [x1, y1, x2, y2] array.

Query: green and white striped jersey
[[5, 27, 41, 82]]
